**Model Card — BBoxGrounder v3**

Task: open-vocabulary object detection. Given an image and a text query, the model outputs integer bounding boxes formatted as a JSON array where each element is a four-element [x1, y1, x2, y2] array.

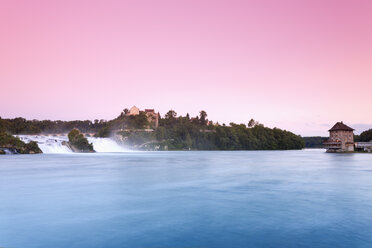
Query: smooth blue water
[[1, 150, 372, 248]]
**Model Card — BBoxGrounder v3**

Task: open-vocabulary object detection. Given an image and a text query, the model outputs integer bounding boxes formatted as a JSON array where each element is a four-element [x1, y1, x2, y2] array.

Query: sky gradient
[[1, 0, 372, 136]]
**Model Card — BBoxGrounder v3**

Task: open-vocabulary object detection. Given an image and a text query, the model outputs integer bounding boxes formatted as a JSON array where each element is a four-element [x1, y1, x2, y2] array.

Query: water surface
[[1, 150, 372, 247]]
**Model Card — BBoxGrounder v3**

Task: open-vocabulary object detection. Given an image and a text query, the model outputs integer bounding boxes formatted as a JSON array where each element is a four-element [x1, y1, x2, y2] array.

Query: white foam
[[18, 135, 72, 154], [17, 135, 130, 153], [88, 137, 130, 153]]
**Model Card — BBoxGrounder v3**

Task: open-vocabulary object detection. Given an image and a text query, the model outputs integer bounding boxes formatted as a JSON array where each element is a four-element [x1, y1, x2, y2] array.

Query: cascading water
[[18, 135, 72, 153], [87, 137, 129, 153], [17, 135, 130, 154]]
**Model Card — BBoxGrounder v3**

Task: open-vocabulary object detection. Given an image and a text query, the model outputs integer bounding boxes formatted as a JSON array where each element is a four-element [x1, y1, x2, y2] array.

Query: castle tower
[[324, 121, 354, 152]]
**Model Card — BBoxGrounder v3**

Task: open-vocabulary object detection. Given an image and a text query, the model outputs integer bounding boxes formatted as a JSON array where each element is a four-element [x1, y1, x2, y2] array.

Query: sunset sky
[[1, 0, 371, 136]]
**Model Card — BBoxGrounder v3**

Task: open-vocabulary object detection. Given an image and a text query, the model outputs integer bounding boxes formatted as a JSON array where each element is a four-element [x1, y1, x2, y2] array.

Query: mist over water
[[18, 135, 130, 153], [1, 150, 372, 248], [87, 137, 130, 153]]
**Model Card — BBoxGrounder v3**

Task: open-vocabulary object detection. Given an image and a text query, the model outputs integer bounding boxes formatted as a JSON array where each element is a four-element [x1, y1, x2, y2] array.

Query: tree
[[165, 110, 177, 119], [24, 141, 42, 154], [68, 128, 94, 152], [156, 126, 166, 140], [248, 119, 258, 128], [68, 128, 80, 141], [199, 111, 208, 125], [95, 126, 110, 137], [185, 133, 192, 149]]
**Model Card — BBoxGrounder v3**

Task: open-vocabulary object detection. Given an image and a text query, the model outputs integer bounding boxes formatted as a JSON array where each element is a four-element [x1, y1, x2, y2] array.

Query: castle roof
[[329, 122, 354, 132]]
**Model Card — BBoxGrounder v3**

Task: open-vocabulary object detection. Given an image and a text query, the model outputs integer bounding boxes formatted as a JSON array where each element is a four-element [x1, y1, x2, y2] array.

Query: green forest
[[355, 129, 372, 142], [111, 110, 305, 150], [302, 136, 327, 148], [0, 117, 108, 134], [0, 110, 305, 150]]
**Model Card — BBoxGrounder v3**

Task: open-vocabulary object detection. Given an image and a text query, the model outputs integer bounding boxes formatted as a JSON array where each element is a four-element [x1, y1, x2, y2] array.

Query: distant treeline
[[0, 112, 151, 135], [355, 129, 372, 142], [302, 136, 327, 148], [0, 117, 108, 134]]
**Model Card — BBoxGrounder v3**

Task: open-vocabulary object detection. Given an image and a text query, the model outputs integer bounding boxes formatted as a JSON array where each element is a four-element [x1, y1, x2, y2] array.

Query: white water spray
[[87, 137, 129, 153], [18, 135, 130, 154], [18, 135, 72, 153]]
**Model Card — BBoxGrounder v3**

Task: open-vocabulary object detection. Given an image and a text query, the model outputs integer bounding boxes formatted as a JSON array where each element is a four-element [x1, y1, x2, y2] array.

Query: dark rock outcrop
[[67, 128, 95, 153], [0, 132, 42, 154]]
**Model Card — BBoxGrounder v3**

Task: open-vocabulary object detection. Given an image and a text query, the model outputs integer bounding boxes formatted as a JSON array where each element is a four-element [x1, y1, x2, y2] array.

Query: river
[[1, 150, 372, 247]]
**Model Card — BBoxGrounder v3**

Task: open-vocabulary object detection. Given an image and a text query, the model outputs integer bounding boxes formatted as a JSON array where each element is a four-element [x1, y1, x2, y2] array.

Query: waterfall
[[18, 135, 72, 154], [87, 137, 129, 153], [17, 135, 130, 154]]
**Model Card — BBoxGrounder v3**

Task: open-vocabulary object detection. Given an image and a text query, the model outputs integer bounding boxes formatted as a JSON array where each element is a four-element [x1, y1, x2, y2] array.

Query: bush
[[24, 141, 42, 154], [0, 132, 42, 154], [68, 128, 94, 152]]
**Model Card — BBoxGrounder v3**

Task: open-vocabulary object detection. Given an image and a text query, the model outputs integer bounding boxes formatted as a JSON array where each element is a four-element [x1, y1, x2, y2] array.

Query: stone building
[[127, 106, 140, 116], [126, 106, 159, 129], [324, 122, 354, 152]]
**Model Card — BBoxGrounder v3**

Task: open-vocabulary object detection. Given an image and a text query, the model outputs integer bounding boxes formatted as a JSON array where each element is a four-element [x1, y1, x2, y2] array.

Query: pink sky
[[1, 0, 372, 136]]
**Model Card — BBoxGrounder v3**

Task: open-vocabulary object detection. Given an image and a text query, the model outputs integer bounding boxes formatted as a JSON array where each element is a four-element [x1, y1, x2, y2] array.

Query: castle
[[324, 122, 354, 152], [127, 106, 159, 129]]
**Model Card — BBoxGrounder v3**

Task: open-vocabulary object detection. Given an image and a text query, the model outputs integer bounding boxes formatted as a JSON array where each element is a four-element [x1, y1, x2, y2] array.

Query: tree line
[[355, 129, 372, 142], [0, 117, 108, 134], [117, 110, 305, 150], [0, 110, 305, 150]]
